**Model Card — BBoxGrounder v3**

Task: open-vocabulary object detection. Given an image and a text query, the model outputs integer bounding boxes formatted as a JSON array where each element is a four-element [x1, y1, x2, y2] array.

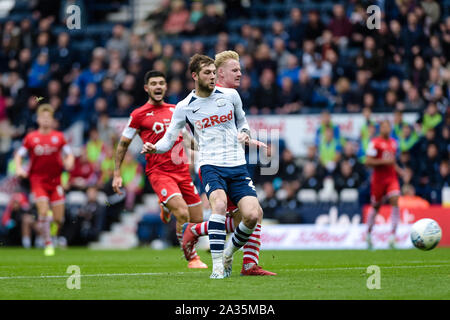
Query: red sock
[[192, 217, 235, 236], [242, 223, 261, 266]]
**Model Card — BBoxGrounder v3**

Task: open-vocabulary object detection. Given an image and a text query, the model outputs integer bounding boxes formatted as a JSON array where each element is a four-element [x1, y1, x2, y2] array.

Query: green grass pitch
[[0, 247, 449, 300]]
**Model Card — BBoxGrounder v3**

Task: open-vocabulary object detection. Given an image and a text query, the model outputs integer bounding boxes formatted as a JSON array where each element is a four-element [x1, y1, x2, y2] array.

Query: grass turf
[[0, 247, 449, 300]]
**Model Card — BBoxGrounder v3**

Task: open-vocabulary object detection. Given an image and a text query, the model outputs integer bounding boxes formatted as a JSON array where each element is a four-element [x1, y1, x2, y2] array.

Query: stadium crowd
[[0, 0, 449, 245]]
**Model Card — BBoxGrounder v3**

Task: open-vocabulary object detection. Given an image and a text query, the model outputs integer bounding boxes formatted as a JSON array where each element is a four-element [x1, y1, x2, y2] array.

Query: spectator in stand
[[417, 102, 443, 134], [347, 70, 373, 110], [74, 59, 105, 96], [315, 110, 341, 146], [194, 2, 225, 36], [287, 7, 305, 52], [311, 74, 337, 110], [163, 0, 190, 36], [318, 126, 342, 173], [80, 83, 98, 124], [356, 36, 385, 80], [398, 184, 430, 209], [277, 54, 301, 86], [237, 74, 255, 113], [296, 70, 314, 109], [340, 140, 366, 179], [278, 148, 301, 190], [106, 58, 126, 89], [106, 24, 129, 61], [1, 192, 36, 248], [299, 161, 324, 191], [272, 39, 294, 80], [398, 124, 420, 152], [328, 4, 353, 50], [254, 43, 277, 76], [77, 186, 106, 244], [384, 90, 400, 111], [304, 10, 325, 41], [120, 152, 144, 211], [68, 148, 97, 192], [403, 12, 426, 63], [334, 159, 362, 193], [50, 32, 74, 81], [27, 52, 50, 96], [166, 78, 185, 105], [277, 182, 302, 223], [259, 182, 279, 220], [278, 77, 301, 114], [253, 68, 279, 114], [404, 86, 426, 111], [417, 143, 441, 201], [100, 77, 118, 112], [410, 55, 429, 92]]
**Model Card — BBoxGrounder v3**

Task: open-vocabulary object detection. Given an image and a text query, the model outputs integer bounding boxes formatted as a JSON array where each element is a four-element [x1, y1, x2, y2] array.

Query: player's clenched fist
[[141, 142, 156, 154]]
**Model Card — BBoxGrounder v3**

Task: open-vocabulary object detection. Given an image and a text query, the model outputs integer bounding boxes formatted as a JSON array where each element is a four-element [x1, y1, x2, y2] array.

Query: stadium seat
[[297, 189, 318, 203], [66, 191, 87, 206], [318, 188, 338, 202], [339, 188, 359, 203]]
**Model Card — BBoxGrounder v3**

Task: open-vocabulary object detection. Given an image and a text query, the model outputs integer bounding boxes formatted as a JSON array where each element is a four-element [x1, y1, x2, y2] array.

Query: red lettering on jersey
[[197, 110, 233, 129]]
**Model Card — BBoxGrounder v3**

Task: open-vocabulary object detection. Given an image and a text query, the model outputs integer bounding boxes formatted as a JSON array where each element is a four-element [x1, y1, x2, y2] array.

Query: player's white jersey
[[154, 86, 250, 167]]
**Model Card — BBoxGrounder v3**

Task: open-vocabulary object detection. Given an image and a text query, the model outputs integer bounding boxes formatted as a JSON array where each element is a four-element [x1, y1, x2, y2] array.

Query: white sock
[[22, 236, 31, 249]]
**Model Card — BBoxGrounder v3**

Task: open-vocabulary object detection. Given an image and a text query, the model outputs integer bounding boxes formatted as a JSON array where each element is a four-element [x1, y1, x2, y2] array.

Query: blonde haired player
[[15, 103, 74, 256], [181, 51, 276, 276]]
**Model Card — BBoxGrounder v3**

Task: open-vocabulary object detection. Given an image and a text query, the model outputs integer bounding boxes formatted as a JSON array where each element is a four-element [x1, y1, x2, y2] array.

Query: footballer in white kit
[[142, 54, 262, 279]]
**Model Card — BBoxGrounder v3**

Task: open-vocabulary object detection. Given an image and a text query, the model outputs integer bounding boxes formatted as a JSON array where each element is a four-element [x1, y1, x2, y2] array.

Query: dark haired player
[[112, 70, 207, 269]]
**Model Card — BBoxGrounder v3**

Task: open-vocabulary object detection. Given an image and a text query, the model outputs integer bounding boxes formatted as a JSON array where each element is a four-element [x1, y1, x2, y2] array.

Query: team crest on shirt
[[51, 136, 59, 144], [161, 189, 167, 197], [215, 98, 227, 107], [33, 137, 40, 143]]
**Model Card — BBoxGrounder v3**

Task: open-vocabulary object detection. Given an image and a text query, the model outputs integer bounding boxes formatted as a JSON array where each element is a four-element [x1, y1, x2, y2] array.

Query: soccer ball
[[410, 218, 442, 250]]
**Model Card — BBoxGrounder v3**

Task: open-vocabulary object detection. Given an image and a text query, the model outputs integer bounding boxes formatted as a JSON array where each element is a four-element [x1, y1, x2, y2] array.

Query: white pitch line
[[0, 264, 448, 280], [284, 264, 450, 272], [0, 272, 190, 280]]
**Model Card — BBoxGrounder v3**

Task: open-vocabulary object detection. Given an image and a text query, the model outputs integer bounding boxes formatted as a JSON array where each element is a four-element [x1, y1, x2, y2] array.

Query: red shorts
[[30, 178, 65, 206], [370, 177, 400, 204], [149, 169, 201, 206], [197, 168, 238, 214]]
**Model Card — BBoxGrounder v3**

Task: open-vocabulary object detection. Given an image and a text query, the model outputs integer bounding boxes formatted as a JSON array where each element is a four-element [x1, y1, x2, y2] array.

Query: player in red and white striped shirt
[[182, 51, 276, 276]]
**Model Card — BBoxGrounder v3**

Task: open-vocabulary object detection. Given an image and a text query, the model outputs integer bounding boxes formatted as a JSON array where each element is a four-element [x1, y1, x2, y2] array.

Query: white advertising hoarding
[[260, 224, 413, 250]]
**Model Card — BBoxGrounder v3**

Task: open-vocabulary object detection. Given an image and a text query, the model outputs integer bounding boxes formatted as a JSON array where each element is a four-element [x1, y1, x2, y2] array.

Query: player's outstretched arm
[[365, 155, 396, 167], [62, 145, 75, 172], [14, 147, 28, 179], [113, 136, 132, 195], [144, 103, 187, 154]]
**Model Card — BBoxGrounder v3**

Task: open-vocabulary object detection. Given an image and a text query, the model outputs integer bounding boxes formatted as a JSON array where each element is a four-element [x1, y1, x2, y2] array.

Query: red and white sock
[[242, 223, 261, 268], [391, 206, 400, 235], [38, 216, 53, 247], [177, 231, 197, 260], [191, 216, 235, 236], [367, 207, 377, 234]]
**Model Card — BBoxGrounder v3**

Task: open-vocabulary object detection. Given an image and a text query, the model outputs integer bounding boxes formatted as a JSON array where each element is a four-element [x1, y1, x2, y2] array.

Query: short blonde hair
[[37, 103, 54, 117], [215, 50, 239, 68]]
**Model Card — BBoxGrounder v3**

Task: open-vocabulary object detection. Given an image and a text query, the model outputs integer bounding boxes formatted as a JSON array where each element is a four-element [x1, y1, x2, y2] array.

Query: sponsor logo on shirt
[[194, 110, 233, 130]]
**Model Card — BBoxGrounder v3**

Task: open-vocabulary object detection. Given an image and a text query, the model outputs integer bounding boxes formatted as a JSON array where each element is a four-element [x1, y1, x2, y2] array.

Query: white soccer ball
[[410, 218, 442, 250]]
